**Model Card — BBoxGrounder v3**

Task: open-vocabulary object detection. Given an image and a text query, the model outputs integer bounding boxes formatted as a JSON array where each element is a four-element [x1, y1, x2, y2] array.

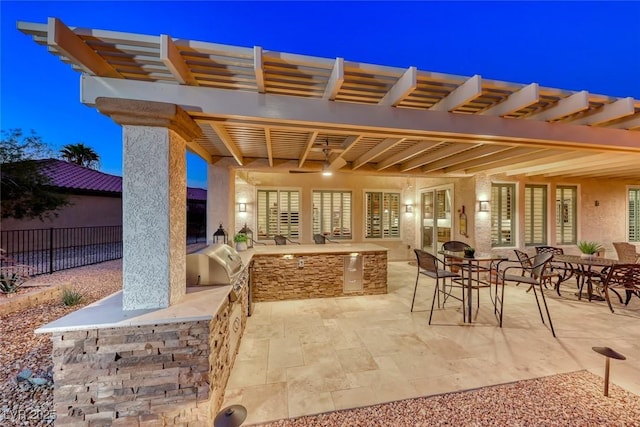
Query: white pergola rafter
[[160, 35, 197, 85], [209, 123, 244, 166], [264, 127, 273, 167], [526, 90, 589, 121], [401, 143, 476, 172], [465, 149, 568, 174], [443, 147, 544, 173], [298, 131, 319, 168], [254, 46, 265, 93], [429, 75, 483, 112], [375, 141, 441, 170], [352, 138, 404, 170], [504, 152, 599, 176], [323, 57, 344, 100], [421, 145, 510, 173], [378, 67, 417, 106], [568, 97, 636, 125], [47, 17, 122, 78], [607, 116, 640, 130], [480, 83, 539, 116]]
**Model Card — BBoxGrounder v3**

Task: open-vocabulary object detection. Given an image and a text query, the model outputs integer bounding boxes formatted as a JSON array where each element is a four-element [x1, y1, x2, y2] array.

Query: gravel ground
[[0, 260, 122, 426], [258, 371, 640, 427]]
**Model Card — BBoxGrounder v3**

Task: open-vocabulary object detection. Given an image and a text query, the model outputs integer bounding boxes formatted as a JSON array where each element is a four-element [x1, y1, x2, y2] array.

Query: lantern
[[213, 224, 228, 245], [239, 223, 254, 249]]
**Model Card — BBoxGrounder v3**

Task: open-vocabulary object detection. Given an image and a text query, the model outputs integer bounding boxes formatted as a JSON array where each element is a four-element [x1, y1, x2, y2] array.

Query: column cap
[[96, 97, 202, 141]]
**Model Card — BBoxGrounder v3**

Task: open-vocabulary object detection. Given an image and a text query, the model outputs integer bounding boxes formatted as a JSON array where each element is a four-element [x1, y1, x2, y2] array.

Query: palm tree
[[60, 143, 100, 169]]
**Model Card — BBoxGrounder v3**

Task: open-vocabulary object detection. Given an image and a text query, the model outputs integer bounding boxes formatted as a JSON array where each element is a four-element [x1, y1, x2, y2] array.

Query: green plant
[[0, 270, 27, 294], [233, 233, 248, 243], [577, 240, 603, 255], [61, 287, 84, 306]]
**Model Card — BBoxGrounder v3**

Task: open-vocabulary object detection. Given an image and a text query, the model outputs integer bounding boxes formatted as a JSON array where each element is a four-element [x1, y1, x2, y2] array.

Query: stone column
[[96, 98, 202, 310], [474, 173, 492, 254]]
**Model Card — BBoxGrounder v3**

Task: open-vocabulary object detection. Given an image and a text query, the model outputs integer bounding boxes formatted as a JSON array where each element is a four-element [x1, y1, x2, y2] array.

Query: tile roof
[[36, 159, 206, 200]]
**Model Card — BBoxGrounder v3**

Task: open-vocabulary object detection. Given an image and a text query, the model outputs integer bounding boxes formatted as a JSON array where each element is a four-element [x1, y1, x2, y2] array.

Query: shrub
[[61, 287, 84, 306], [0, 250, 33, 294]]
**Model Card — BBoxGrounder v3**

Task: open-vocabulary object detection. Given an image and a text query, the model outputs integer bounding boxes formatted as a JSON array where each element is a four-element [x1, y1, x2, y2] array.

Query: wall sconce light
[[478, 201, 490, 212], [238, 203, 247, 213], [405, 204, 414, 213]]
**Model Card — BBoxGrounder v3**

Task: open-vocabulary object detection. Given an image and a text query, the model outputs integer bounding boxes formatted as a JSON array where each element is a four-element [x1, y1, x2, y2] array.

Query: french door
[[421, 186, 453, 253]]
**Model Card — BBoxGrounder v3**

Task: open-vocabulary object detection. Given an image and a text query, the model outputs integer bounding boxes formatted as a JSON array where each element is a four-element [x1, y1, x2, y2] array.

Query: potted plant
[[577, 241, 602, 259], [463, 247, 476, 258], [233, 232, 248, 252]]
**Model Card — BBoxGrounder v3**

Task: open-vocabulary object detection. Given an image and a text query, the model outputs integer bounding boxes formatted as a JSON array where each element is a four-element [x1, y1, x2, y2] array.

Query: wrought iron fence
[[1, 226, 123, 275]]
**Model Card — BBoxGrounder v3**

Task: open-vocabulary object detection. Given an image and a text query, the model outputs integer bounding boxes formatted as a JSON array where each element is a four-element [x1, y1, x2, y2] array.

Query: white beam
[[353, 138, 404, 170], [339, 135, 361, 157], [480, 83, 539, 116], [465, 149, 566, 174], [209, 123, 244, 166], [47, 17, 121, 78], [606, 115, 640, 130], [444, 147, 543, 173], [81, 76, 640, 152], [264, 127, 273, 167], [430, 75, 482, 112], [504, 152, 597, 176], [375, 141, 440, 170], [526, 90, 589, 121], [185, 140, 212, 163], [298, 131, 319, 168], [378, 67, 417, 106], [422, 145, 508, 173], [402, 143, 475, 172], [160, 35, 197, 85], [568, 97, 635, 126], [254, 46, 265, 93], [323, 57, 344, 100]]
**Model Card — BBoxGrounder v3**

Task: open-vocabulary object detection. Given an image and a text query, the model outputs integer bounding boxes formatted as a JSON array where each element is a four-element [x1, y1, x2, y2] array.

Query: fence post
[[49, 227, 54, 274]]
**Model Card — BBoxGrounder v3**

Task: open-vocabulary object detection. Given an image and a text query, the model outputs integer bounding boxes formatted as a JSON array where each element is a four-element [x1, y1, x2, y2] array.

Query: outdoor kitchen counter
[[244, 243, 388, 301]]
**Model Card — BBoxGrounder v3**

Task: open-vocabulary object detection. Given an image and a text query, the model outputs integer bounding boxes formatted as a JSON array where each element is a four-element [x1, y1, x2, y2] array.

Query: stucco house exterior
[[16, 17, 640, 426]]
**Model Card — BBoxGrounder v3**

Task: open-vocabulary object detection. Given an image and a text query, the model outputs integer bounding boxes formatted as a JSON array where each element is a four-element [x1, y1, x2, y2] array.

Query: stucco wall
[[226, 170, 638, 261], [1, 194, 122, 231]]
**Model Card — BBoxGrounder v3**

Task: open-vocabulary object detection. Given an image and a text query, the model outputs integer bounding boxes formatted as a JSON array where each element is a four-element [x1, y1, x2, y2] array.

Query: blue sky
[[2, 1, 639, 188]]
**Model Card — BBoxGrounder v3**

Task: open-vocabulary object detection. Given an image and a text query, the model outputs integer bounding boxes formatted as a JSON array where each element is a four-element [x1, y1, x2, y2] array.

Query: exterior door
[[421, 187, 452, 253]]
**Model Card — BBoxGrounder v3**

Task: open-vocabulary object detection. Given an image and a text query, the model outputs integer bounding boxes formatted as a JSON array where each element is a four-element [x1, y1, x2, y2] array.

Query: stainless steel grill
[[186, 244, 243, 286]]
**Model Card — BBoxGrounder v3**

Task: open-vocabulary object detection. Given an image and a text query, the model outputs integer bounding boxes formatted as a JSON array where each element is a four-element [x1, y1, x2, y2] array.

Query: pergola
[[19, 18, 640, 179], [18, 18, 640, 311]]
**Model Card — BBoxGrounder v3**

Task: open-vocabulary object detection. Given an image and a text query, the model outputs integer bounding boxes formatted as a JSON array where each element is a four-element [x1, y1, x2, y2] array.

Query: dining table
[[439, 250, 507, 323], [553, 254, 618, 301]]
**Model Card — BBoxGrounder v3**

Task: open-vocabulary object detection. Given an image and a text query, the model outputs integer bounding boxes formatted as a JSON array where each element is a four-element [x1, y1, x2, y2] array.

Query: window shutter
[[525, 185, 547, 246], [556, 186, 577, 244], [630, 189, 640, 242]]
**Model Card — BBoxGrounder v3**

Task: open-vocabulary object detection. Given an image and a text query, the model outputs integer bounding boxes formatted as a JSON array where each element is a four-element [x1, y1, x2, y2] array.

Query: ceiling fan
[[289, 139, 335, 176]]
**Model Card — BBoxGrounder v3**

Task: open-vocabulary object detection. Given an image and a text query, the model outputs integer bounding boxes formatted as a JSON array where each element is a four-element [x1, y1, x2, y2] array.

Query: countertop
[[36, 285, 233, 333], [246, 243, 388, 256]]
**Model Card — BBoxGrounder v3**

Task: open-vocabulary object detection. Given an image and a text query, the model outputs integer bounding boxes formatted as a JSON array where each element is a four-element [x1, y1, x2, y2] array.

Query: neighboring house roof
[[35, 159, 207, 200]]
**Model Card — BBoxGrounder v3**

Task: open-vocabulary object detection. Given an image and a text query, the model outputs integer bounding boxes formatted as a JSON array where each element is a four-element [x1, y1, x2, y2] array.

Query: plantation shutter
[[630, 188, 640, 242], [312, 190, 352, 239], [556, 186, 577, 245], [525, 185, 547, 246], [491, 183, 515, 247], [257, 189, 300, 239]]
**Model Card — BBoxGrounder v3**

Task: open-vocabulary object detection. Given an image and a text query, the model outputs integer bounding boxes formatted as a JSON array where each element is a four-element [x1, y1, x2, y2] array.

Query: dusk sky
[[1, 1, 639, 188]]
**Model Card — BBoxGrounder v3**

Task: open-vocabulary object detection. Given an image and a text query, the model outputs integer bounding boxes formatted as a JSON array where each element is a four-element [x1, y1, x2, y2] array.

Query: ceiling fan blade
[[289, 170, 320, 174]]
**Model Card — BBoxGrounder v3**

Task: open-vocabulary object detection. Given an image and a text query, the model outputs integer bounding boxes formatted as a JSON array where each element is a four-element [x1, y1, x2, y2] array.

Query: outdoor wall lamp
[[405, 204, 414, 213], [478, 201, 490, 212], [238, 203, 247, 213]]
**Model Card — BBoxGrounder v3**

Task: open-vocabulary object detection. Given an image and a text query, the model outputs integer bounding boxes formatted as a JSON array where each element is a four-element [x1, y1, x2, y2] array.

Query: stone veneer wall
[[251, 251, 387, 302], [51, 283, 248, 426]]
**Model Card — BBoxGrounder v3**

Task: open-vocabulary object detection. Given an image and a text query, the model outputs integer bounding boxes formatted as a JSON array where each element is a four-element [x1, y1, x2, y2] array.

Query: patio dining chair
[[534, 246, 574, 295], [613, 242, 640, 264], [411, 249, 465, 323], [274, 235, 300, 245], [494, 252, 557, 337], [602, 263, 640, 312], [313, 234, 338, 244]]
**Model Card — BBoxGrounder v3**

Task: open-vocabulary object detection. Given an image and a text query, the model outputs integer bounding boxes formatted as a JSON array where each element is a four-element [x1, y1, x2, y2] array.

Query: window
[[491, 183, 515, 247], [312, 190, 351, 239], [556, 186, 577, 245], [365, 192, 400, 238], [629, 188, 640, 242], [256, 190, 299, 239], [524, 185, 547, 246]]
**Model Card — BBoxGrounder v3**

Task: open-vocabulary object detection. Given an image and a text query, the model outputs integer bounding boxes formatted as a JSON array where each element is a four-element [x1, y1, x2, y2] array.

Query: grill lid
[[186, 243, 243, 286]]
